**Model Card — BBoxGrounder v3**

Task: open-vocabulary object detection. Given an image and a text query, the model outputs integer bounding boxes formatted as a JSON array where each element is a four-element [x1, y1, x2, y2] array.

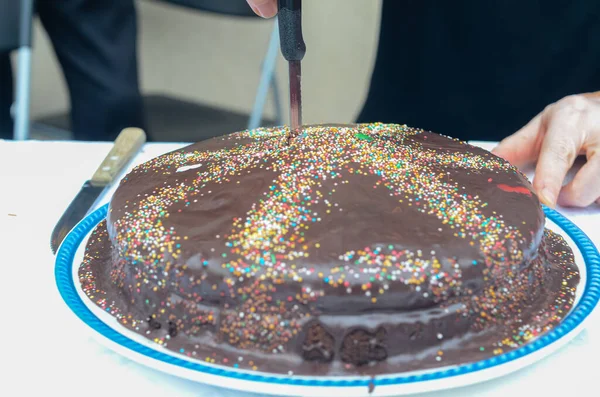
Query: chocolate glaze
[[78, 124, 579, 376]]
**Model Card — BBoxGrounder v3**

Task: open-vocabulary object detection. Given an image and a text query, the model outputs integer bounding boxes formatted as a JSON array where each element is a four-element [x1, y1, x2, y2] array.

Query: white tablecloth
[[1, 140, 599, 397]]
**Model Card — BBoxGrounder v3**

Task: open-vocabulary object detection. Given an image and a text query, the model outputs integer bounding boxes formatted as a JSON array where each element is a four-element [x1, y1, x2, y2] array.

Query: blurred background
[[3, 0, 382, 142]]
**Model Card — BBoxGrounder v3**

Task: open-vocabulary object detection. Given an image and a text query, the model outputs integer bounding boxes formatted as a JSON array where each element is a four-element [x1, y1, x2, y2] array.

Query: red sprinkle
[[497, 184, 532, 196]]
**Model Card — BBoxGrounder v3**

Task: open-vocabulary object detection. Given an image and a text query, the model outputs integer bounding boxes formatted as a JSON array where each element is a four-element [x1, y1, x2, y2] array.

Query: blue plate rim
[[55, 204, 600, 388]]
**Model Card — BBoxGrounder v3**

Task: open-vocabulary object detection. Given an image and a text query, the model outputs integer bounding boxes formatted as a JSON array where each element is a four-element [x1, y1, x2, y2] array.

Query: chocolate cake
[[79, 123, 580, 376]]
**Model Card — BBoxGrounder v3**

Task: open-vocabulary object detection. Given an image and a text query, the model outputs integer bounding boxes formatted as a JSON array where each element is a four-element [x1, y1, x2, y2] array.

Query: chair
[[35, 0, 283, 142], [143, 0, 283, 141], [0, 0, 35, 140]]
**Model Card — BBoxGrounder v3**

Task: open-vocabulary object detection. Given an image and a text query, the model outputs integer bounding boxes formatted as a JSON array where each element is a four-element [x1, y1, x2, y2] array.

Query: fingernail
[[491, 148, 506, 160], [539, 188, 556, 208], [254, 2, 277, 18], [490, 146, 509, 161]]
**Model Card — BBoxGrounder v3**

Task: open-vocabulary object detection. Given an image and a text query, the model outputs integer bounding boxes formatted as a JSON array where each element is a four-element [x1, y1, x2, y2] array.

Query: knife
[[50, 127, 146, 254], [278, 0, 306, 140]]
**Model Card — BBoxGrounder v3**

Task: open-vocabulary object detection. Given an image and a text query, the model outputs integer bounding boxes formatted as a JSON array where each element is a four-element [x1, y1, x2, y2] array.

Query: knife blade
[[278, 0, 306, 139], [50, 127, 146, 254], [289, 60, 302, 133]]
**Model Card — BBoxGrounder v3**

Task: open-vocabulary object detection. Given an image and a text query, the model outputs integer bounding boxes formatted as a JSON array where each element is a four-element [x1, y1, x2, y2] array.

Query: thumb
[[491, 114, 542, 168], [246, 0, 278, 18]]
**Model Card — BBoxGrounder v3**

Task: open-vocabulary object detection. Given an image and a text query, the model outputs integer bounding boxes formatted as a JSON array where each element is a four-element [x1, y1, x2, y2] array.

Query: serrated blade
[[50, 181, 105, 254]]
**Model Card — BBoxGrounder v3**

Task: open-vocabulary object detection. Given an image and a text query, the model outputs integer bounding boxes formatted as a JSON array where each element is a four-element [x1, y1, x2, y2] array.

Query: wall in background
[[24, 0, 381, 129]]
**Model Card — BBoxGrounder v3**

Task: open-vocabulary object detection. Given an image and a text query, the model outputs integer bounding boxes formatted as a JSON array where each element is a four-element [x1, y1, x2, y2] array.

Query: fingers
[[491, 113, 543, 168], [493, 94, 600, 208], [558, 151, 600, 207], [532, 103, 585, 208], [247, 0, 277, 18]]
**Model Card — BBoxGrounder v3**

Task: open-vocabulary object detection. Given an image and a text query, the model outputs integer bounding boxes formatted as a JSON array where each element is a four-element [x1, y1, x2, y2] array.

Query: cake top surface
[[107, 123, 544, 312]]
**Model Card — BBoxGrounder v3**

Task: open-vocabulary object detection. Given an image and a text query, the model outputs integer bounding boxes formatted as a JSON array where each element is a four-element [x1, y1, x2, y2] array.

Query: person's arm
[[492, 92, 600, 208], [247, 0, 277, 18]]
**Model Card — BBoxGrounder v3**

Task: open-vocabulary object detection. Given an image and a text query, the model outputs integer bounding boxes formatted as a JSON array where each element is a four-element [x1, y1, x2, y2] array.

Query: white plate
[[55, 204, 600, 397]]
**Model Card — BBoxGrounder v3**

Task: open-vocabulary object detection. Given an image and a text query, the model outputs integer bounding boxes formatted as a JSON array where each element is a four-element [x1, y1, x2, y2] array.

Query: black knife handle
[[278, 0, 306, 62]]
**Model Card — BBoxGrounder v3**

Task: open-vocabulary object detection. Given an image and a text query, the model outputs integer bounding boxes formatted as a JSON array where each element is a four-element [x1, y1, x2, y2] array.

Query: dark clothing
[[0, 0, 144, 140], [357, 0, 600, 141], [0, 55, 13, 137]]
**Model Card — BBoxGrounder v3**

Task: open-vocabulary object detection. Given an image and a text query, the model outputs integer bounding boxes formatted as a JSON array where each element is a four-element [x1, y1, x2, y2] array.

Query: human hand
[[492, 93, 600, 208], [246, 0, 277, 18]]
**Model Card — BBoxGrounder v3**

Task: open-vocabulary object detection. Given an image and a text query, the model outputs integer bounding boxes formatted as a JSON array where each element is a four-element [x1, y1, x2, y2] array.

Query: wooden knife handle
[[90, 128, 147, 187]]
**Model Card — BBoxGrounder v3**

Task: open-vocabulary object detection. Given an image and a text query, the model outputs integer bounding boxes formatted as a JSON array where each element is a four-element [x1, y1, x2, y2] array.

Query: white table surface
[[1, 139, 599, 397]]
